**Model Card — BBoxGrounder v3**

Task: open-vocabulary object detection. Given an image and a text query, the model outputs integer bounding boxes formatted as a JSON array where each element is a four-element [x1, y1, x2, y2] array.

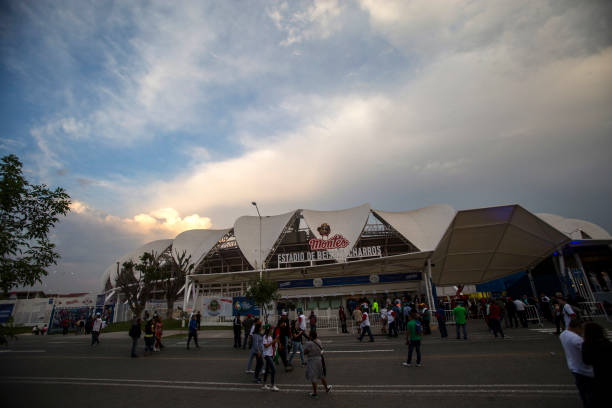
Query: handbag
[[314, 341, 327, 376]]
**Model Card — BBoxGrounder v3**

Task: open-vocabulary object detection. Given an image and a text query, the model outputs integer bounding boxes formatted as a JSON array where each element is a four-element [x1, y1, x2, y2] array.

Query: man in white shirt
[[298, 310, 307, 332], [558, 297, 576, 330], [513, 298, 528, 328], [387, 308, 396, 337], [358, 306, 374, 342], [559, 320, 594, 407], [91, 312, 103, 346], [380, 306, 388, 335]]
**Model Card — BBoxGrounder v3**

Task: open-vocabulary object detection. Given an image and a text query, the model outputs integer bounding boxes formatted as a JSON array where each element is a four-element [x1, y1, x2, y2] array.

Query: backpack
[[414, 320, 423, 336]]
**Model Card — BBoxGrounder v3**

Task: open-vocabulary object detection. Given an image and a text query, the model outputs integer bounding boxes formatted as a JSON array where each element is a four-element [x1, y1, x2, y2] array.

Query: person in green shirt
[[402, 311, 422, 367], [453, 302, 468, 340]]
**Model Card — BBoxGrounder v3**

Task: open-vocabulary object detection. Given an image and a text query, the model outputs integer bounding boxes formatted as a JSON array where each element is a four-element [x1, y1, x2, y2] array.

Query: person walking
[[242, 314, 254, 350], [560, 320, 595, 407], [233, 314, 242, 348], [304, 330, 332, 398], [195, 310, 201, 330], [513, 298, 528, 328], [435, 302, 448, 339], [422, 304, 431, 335], [380, 305, 388, 335], [358, 306, 375, 342], [387, 307, 397, 337], [143, 315, 155, 355], [488, 300, 504, 339], [246, 319, 262, 373], [129, 317, 141, 358], [251, 324, 264, 383], [505, 297, 518, 328], [154, 315, 164, 351], [558, 296, 577, 330], [581, 322, 611, 407], [453, 302, 468, 340], [187, 314, 199, 349], [308, 311, 317, 332], [289, 320, 305, 366], [339, 306, 348, 333], [261, 325, 280, 391], [277, 312, 293, 371], [403, 311, 423, 367], [91, 312, 103, 346]]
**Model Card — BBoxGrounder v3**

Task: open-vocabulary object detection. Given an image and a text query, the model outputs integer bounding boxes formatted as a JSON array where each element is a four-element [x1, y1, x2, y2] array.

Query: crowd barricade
[[307, 316, 339, 332], [524, 305, 543, 327], [578, 302, 610, 321], [444, 310, 456, 324], [199, 315, 233, 326]]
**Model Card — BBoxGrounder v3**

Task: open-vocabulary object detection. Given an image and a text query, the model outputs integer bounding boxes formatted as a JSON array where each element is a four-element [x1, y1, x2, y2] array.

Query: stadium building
[[100, 203, 612, 316]]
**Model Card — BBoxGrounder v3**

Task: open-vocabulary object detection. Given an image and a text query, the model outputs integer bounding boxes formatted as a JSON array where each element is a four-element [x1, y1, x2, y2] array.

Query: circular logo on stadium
[[313, 278, 323, 287], [209, 299, 220, 312], [369, 274, 379, 283], [317, 223, 331, 237]]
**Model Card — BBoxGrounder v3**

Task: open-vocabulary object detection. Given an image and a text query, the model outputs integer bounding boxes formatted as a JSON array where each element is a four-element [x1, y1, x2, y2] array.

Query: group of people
[[128, 311, 164, 357], [235, 310, 331, 397]]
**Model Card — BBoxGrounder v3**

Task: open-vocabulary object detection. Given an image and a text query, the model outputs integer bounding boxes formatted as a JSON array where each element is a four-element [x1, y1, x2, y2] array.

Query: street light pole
[[252, 202, 262, 280]]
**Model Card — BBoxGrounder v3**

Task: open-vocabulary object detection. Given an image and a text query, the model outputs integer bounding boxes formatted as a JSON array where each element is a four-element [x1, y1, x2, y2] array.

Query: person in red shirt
[[488, 300, 504, 339]]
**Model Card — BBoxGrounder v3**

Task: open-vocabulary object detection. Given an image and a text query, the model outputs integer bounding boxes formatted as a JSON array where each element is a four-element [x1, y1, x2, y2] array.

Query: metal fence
[[578, 301, 610, 321]]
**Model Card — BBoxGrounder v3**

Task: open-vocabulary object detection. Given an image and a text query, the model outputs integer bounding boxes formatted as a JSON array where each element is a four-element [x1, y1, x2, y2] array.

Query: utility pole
[[252, 202, 262, 280]]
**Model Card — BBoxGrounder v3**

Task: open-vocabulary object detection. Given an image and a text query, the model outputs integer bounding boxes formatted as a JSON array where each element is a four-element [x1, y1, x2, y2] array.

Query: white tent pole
[[573, 253, 595, 301], [527, 269, 538, 299], [182, 277, 192, 328], [427, 259, 436, 307]]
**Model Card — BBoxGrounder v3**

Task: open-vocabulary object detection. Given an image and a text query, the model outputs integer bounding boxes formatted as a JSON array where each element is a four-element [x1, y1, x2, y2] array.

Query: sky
[[1, 0, 611, 293]]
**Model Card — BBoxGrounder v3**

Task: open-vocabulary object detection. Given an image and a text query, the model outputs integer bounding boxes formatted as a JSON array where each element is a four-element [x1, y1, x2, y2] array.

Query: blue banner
[[0, 303, 15, 323], [277, 272, 422, 290], [232, 297, 260, 316]]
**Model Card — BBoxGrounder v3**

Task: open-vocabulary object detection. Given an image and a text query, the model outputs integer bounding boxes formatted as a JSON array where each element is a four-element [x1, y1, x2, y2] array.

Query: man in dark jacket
[[233, 315, 242, 348], [129, 318, 142, 358]]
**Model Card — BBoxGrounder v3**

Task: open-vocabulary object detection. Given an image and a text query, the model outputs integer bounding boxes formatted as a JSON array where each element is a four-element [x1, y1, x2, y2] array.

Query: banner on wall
[[54, 294, 97, 308], [232, 297, 260, 316], [0, 303, 15, 323], [201, 297, 233, 317]]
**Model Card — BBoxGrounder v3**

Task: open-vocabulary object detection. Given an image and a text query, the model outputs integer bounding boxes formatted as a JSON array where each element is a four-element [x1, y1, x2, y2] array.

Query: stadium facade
[[100, 203, 612, 314]]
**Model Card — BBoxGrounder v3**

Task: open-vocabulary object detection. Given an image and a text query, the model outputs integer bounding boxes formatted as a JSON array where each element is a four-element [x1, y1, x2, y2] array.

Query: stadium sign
[[277, 245, 382, 265]]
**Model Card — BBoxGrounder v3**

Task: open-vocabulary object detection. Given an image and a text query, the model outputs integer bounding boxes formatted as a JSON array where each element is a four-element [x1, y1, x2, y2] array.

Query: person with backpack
[[403, 311, 423, 367], [129, 317, 141, 358]]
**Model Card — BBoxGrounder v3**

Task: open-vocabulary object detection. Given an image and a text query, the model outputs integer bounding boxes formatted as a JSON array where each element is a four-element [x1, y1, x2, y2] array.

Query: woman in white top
[[262, 325, 279, 391]]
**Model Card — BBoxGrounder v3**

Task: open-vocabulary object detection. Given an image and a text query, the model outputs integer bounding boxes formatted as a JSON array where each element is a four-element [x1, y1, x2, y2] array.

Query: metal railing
[[578, 302, 610, 321]]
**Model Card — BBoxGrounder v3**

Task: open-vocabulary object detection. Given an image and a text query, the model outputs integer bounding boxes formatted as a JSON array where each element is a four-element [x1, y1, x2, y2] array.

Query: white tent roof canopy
[[172, 228, 230, 266], [234, 210, 297, 269], [536, 213, 611, 240], [104, 239, 173, 290], [302, 203, 371, 262], [431, 205, 570, 286], [373, 204, 456, 251]]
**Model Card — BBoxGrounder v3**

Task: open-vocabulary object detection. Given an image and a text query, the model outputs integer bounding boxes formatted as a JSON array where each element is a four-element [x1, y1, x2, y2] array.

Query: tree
[[0, 154, 71, 293], [245, 278, 279, 323], [158, 250, 193, 319], [114, 252, 159, 319]]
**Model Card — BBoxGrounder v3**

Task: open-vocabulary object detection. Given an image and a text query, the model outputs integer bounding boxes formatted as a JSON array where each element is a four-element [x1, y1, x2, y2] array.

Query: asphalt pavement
[[0, 321, 594, 408]]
